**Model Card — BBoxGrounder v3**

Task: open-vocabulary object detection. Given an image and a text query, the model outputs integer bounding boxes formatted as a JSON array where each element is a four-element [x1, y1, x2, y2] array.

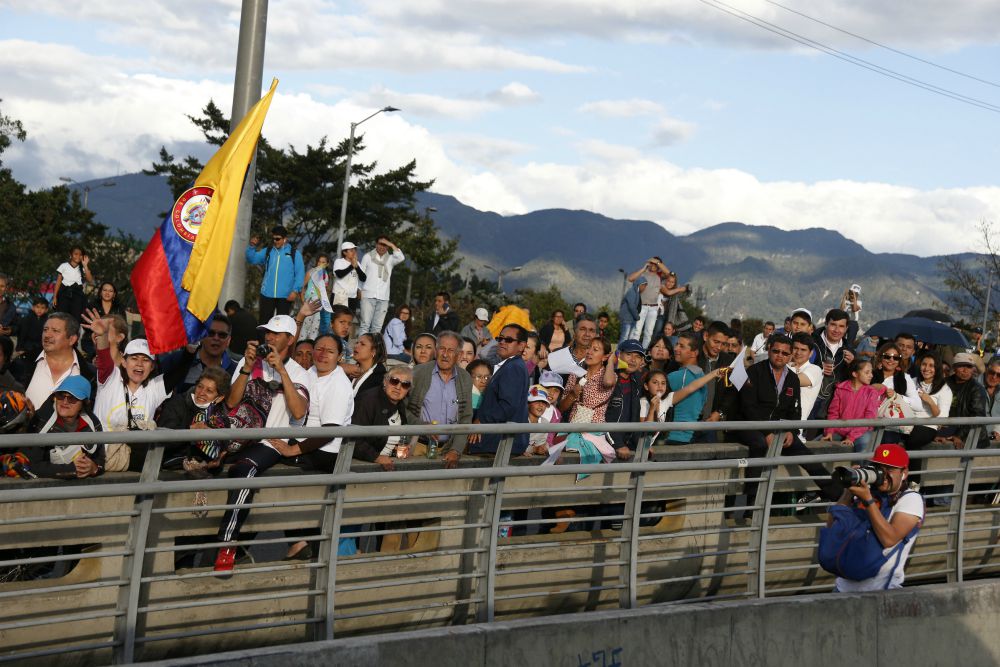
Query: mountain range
[[76, 172, 963, 324]]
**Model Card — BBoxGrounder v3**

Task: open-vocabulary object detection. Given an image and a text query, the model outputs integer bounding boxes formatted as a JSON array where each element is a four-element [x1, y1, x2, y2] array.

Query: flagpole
[[220, 0, 269, 311]]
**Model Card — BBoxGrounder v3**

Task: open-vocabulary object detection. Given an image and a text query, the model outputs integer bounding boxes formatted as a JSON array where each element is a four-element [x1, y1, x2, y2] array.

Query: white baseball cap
[[341, 241, 357, 251], [258, 315, 298, 336], [475, 307, 489, 322], [123, 339, 153, 359]]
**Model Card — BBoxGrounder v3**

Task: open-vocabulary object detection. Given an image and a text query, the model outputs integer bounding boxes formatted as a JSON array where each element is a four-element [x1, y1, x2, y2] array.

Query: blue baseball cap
[[617, 339, 646, 355], [54, 375, 91, 401]]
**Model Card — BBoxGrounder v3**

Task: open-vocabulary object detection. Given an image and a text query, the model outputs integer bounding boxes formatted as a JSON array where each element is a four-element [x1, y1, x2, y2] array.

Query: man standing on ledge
[[358, 236, 404, 335]]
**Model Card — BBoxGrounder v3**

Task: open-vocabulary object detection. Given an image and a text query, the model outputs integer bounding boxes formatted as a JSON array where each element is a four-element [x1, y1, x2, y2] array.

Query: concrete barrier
[[137, 580, 1000, 667]]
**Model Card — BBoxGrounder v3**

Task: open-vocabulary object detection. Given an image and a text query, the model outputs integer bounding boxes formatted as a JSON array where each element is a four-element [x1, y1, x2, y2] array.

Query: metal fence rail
[[1, 416, 999, 665]]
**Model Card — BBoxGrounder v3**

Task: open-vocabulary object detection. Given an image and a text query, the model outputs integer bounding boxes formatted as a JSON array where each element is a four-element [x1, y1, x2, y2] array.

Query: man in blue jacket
[[246, 225, 305, 323], [468, 324, 530, 456]]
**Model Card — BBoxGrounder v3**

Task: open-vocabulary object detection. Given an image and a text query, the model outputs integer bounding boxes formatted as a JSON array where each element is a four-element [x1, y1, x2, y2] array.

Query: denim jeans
[[359, 297, 390, 335]]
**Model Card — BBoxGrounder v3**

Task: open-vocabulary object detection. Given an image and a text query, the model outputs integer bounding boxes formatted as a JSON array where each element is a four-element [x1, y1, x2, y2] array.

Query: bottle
[[427, 422, 439, 459]]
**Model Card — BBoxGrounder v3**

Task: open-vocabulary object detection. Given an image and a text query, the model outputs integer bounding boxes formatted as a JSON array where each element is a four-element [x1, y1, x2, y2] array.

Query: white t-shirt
[[307, 366, 354, 453], [835, 492, 924, 592], [332, 258, 360, 302], [231, 357, 311, 451], [792, 361, 823, 420], [57, 262, 83, 287], [639, 393, 675, 421], [94, 365, 168, 431], [359, 249, 404, 301], [912, 381, 953, 430]]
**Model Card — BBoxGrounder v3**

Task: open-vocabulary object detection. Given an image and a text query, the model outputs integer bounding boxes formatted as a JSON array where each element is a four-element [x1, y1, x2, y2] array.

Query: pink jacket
[[824, 380, 885, 442]]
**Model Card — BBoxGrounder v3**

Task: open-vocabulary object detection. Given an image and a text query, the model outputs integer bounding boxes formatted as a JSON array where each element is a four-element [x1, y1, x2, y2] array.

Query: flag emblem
[[171, 186, 214, 243]]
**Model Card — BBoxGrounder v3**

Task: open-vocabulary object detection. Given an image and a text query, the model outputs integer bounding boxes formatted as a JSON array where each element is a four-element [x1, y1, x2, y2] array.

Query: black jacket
[[948, 377, 989, 447], [811, 328, 854, 416], [351, 387, 408, 462], [605, 371, 643, 450], [700, 350, 738, 421], [739, 360, 801, 423], [425, 309, 460, 335]]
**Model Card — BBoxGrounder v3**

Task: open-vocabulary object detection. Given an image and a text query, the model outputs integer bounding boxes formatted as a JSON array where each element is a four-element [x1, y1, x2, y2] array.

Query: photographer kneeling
[[821, 444, 923, 592]]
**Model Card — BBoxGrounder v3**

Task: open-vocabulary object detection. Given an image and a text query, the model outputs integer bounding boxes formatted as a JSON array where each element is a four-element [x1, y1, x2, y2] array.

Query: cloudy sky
[[3, 0, 1000, 255]]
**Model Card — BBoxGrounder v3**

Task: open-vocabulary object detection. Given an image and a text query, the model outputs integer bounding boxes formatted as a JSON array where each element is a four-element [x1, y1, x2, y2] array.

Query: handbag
[[877, 392, 914, 434], [104, 385, 156, 472]]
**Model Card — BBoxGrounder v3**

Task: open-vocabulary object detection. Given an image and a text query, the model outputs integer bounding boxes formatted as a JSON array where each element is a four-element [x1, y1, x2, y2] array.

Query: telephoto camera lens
[[832, 464, 884, 488], [257, 343, 272, 359]]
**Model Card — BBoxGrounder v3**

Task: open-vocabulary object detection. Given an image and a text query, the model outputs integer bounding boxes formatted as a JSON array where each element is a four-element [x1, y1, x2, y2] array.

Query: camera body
[[832, 464, 885, 488], [256, 343, 273, 360]]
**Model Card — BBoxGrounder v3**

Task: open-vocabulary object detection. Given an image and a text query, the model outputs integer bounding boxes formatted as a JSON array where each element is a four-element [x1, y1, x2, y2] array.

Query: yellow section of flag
[[182, 78, 278, 320]]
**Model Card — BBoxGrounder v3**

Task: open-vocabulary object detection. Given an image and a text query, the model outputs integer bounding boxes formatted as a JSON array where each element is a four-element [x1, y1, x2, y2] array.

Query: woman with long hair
[[872, 341, 922, 445], [905, 352, 952, 474], [82, 282, 125, 358], [351, 332, 387, 396], [646, 334, 677, 374], [300, 253, 332, 339], [821, 358, 884, 452], [384, 304, 411, 361], [538, 309, 572, 352], [558, 338, 614, 423]]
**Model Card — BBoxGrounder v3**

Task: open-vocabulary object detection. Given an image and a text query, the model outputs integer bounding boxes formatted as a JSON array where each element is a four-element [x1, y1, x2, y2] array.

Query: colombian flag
[[131, 80, 277, 354]]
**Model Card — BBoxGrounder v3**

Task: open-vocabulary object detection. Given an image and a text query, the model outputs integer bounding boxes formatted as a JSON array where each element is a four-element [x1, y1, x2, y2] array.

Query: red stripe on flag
[[131, 230, 188, 354]]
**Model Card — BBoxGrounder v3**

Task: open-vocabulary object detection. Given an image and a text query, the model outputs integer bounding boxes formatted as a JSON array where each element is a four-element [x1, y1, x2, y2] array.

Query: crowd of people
[[0, 238, 995, 588]]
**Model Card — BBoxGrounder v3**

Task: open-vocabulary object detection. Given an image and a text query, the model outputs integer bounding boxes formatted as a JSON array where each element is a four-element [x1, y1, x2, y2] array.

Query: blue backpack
[[818, 492, 920, 586]]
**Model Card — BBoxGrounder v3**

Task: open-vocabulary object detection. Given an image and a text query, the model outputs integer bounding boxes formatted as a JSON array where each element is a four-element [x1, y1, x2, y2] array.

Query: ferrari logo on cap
[[881, 449, 890, 458]]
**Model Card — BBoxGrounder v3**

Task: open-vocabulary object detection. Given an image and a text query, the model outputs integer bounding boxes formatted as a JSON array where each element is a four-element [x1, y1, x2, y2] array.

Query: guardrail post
[[474, 433, 514, 623], [745, 430, 784, 599], [946, 426, 980, 583], [618, 434, 653, 609], [313, 441, 355, 640], [112, 444, 164, 664]]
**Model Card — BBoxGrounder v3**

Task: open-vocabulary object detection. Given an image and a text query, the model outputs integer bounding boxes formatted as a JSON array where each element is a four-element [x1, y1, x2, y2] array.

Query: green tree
[[0, 101, 108, 293]]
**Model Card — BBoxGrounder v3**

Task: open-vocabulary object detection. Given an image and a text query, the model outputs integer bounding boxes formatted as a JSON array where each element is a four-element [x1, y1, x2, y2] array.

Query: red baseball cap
[[870, 444, 909, 469]]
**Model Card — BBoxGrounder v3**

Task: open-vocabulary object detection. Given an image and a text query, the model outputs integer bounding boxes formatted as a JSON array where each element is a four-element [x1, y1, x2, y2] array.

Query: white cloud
[[487, 82, 542, 105], [578, 98, 664, 117]]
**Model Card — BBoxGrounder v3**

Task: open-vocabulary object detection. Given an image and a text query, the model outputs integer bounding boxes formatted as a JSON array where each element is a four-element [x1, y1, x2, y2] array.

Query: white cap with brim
[[341, 241, 356, 251], [123, 339, 153, 359], [475, 307, 489, 322], [258, 315, 298, 336]]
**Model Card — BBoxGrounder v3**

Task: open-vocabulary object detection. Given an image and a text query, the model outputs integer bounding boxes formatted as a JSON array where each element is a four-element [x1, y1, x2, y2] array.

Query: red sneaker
[[214, 547, 236, 575]]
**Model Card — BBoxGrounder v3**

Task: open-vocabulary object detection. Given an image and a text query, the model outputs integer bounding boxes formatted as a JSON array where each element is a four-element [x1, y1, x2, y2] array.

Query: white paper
[[542, 442, 567, 466], [728, 346, 749, 390], [548, 346, 587, 377]]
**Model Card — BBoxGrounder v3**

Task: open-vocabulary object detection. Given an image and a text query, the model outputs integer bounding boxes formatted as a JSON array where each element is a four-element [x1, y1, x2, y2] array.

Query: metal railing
[[1, 416, 999, 665]]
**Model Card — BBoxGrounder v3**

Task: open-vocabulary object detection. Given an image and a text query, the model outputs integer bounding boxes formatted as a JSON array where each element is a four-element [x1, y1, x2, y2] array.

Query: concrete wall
[[138, 580, 1000, 667]]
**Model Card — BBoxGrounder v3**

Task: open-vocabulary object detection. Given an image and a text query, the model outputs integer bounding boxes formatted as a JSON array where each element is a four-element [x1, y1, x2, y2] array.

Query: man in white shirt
[[358, 236, 404, 335], [25, 312, 90, 410], [215, 315, 310, 575], [789, 332, 822, 428], [750, 321, 775, 363]]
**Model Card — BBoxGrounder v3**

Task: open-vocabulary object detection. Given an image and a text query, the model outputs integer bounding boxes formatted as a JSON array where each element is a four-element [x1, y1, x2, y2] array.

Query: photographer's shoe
[[214, 547, 236, 576]]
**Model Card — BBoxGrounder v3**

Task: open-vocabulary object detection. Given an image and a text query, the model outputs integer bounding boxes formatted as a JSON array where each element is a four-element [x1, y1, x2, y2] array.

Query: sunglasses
[[206, 330, 230, 339], [496, 336, 522, 344], [882, 354, 902, 361], [988, 371, 1000, 377], [272, 236, 285, 242], [54, 393, 81, 403], [387, 377, 412, 389]]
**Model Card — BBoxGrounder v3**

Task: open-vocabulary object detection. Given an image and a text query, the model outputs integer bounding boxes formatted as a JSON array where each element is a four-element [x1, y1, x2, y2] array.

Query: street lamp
[[59, 177, 116, 208], [484, 264, 522, 292], [335, 106, 400, 252]]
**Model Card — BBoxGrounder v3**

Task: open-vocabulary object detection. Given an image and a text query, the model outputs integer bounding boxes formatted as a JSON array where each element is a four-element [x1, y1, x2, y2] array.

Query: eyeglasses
[[882, 354, 902, 361], [988, 371, 1000, 377], [769, 349, 792, 356], [387, 377, 412, 389], [206, 330, 230, 339], [496, 336, 522, 344]]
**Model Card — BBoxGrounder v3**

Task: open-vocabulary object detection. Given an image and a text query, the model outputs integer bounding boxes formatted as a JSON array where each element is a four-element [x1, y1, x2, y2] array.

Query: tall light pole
[[59, 177, 115, 208], [220, 0, 269, 310], [484, 264, 522, 292], [335, 106, 400, 252]]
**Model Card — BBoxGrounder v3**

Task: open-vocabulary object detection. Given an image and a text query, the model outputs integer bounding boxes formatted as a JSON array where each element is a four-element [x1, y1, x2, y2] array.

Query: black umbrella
[[865, 317, 969, 347], [903, 308, 954, 323]]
